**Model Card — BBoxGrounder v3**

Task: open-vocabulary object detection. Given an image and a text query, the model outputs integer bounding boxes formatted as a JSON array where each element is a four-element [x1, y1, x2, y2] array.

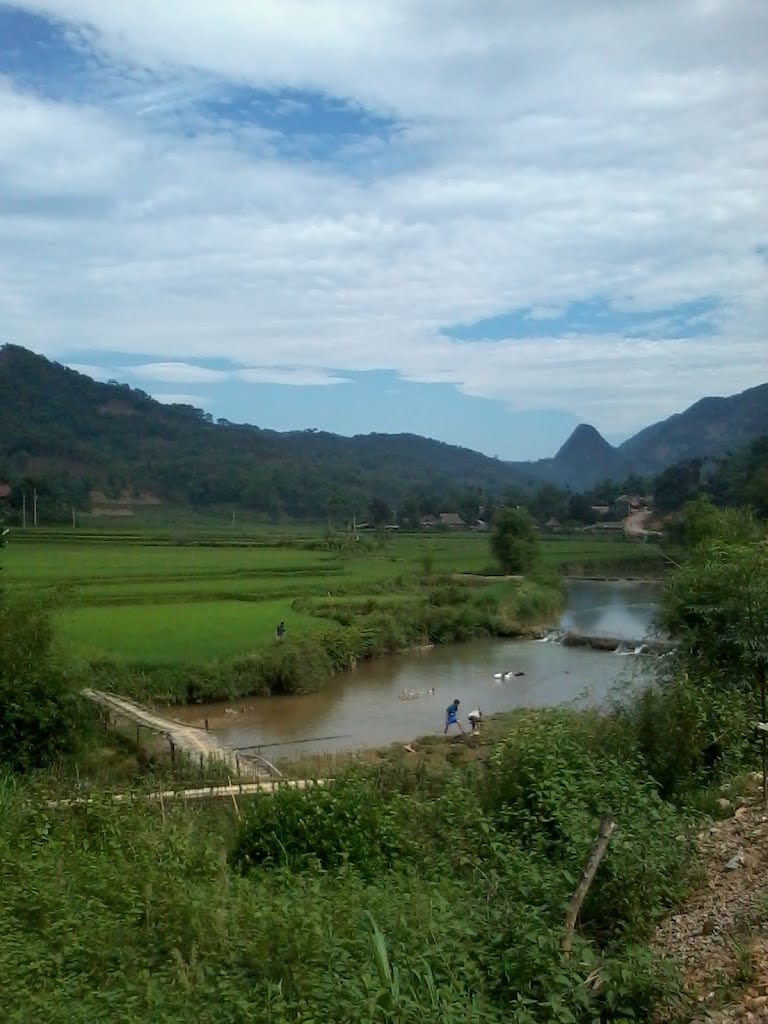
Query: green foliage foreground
[[0, 703, 704, 1024], [0, 586, 87, 771]]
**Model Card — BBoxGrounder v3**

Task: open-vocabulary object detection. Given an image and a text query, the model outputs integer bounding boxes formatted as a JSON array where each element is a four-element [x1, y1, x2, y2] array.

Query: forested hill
[[517, 382, 768, 489], [0, 345, 525, 519], [617, 382, 768, 471]]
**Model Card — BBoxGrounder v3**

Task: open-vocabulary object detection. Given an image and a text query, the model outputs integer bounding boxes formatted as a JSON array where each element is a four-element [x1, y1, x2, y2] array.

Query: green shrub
[[254, 636, 334, 695], [231, 774, 419, 877], [482, 711, 695, 940], [613, 672, 752, 800], [486, 920, 682, 1023], [0, 588, 88, 771]]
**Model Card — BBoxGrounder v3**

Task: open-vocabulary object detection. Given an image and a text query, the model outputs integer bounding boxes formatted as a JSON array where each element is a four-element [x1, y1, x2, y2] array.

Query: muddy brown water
[[173, 581, 661, 759]]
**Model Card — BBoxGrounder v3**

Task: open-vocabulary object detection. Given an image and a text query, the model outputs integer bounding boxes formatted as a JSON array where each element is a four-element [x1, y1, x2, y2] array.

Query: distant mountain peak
[[554, 423, 615, 461]]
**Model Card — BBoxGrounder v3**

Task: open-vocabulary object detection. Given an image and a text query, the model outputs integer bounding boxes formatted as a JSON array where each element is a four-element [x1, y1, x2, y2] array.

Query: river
[[173, 580, 661, 758]]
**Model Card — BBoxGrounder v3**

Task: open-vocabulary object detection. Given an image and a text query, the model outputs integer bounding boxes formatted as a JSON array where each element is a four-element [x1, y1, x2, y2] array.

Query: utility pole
[[22, 490, 26, 529], [33, 488, 37, 527], [72, 506, 77, 529]]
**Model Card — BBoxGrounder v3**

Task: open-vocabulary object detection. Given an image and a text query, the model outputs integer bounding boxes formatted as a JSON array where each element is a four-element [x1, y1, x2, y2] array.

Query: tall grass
[[0, 693, 706, 1024]]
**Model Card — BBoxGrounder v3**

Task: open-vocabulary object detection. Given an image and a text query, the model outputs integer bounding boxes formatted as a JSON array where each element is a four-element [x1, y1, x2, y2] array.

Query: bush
[[613, 672, 752, 800], [485, 923, 682, 1023], [252, 635, 334, 695], [231, 773, 419, 878], [482, 711, 694, 939], [0, 587, 86, 771]]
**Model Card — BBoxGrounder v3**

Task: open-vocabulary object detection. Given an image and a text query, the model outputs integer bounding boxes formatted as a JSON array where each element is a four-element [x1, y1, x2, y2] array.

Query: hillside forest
[[0, 344, 767, 526]]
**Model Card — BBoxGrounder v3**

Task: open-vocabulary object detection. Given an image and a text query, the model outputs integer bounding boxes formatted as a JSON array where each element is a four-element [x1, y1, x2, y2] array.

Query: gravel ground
[[654, 775, 768, 1022]]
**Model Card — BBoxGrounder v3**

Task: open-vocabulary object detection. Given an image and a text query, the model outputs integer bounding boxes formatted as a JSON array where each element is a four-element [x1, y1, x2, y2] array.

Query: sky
[[0, 1, 766, 460]]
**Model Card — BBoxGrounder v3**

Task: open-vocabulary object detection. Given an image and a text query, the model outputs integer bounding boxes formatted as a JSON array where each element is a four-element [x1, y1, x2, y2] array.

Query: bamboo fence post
[[562, 816, 616, 958]]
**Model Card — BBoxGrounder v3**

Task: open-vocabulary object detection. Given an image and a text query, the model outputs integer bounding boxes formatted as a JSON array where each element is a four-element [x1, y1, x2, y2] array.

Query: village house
[[613, 494, 652, 515], [419, 512, 466, 529]]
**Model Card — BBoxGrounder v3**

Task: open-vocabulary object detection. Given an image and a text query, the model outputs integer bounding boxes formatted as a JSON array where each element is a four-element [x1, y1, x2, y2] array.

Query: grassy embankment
[[4, 528, 665, 703], [2, 691, 745, 1024]]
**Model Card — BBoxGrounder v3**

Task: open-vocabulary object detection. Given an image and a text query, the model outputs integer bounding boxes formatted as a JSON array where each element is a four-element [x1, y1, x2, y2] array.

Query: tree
[[667, 498, 759, 551], [0, 587, 84, 771], [660, 509, 768, 801], [567, 493, 598, 526], [490, 507, 541, 574], [653, 459, 703, 513], [396, 497, 420, 530], [368, 498, 391, 527], [529, 483, 568, 523]]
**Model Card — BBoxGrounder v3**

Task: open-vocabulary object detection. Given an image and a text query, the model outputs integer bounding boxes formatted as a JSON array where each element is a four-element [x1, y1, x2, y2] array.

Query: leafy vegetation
[[660, 505, 768, 799], [0, 587, 87, 771], [490, 506, 541, 574], [0, 698, 704, 1024]]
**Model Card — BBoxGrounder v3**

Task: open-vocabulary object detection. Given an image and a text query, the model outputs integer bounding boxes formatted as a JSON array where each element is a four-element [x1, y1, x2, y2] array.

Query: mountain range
[[519, 382, 768, 489], [0, 344, 766, 514]]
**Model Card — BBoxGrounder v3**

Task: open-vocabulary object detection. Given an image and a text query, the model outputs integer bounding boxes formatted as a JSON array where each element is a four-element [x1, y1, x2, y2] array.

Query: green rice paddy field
[[2, 529, 664, 665]]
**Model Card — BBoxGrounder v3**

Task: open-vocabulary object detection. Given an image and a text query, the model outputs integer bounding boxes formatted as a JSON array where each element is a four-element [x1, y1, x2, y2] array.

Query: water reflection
[[173, 581, 659, 757]]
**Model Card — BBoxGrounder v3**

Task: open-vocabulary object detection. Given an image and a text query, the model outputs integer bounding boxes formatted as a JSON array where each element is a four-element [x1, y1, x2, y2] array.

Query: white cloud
[[125, 362, 229, 383], [235, 367, 350, 386], [151, 393, 210, 407], [1, 1, 767, 439]]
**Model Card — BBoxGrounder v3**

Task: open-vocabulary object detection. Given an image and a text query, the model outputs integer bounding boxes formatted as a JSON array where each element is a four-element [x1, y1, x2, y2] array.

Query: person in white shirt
[[468, 708, 482, 736]]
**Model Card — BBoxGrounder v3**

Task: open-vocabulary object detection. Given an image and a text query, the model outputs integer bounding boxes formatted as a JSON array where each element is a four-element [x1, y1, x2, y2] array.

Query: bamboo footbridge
[[81, 688, 281, 781]]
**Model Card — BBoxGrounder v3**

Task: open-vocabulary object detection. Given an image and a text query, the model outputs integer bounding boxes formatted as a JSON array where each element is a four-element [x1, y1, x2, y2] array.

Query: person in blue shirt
[[444, 698, 464, 735]]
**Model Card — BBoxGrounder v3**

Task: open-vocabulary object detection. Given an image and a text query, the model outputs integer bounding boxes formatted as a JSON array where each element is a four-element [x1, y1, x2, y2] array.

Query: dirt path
[[624, 507, 653, 537], [81, 688, 265, 778], [654, 776, 768, 1022]]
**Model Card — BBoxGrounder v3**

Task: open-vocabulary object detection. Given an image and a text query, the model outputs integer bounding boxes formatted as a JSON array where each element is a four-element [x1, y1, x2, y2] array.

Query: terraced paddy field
[[2, 529, 665, 668]]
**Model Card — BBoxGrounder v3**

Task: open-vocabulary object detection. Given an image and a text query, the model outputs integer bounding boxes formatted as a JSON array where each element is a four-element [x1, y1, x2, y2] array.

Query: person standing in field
[[444, 698, 464, 735], [276, 621, 286, 640], [468, 708, 482, 736]]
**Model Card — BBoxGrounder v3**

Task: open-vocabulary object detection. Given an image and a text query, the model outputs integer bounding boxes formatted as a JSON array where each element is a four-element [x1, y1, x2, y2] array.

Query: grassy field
[[56, 600, 326, 663], [2, 528, 665, 667]]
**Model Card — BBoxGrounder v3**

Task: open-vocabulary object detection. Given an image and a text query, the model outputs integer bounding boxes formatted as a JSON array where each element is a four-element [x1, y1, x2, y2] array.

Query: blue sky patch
[[61, 352, 579, 460], [0, 4, 398, 166], [0, 5, 89, 100], [443, 296, 721, 342]]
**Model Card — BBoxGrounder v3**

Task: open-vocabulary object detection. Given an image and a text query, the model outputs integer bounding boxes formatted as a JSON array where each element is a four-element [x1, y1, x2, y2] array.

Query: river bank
[[271, 706, 550, 780], [167, 579, 660, 757], [86, 573, 567, 706]]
